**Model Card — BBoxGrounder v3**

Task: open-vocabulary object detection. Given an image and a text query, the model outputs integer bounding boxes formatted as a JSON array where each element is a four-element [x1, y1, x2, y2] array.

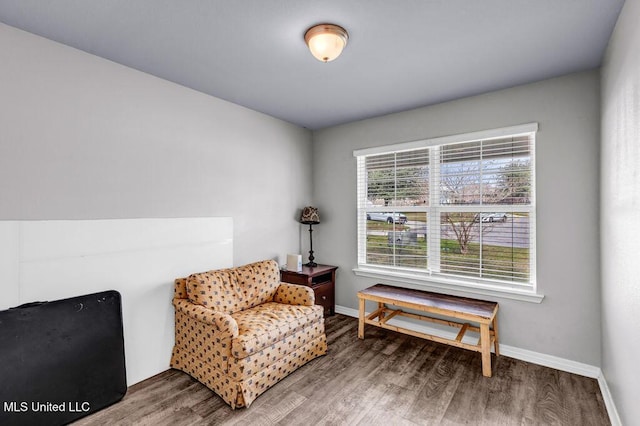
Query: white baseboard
[[335, 304, 620, 425], [597, 372, 622, 426]]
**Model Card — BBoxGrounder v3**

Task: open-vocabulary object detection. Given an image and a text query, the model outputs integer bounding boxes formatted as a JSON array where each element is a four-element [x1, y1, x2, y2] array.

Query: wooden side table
[[280, 264, 338, 317]]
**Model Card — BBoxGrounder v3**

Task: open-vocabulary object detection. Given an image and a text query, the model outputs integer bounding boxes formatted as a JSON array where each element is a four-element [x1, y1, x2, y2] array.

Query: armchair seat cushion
[[228, 326, 326, 380], [231, 302, 323, 359]]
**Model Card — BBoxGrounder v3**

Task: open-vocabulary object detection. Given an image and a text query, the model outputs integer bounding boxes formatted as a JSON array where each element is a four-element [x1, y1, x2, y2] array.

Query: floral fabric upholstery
[[231, 302, 323, 358], [273, 282, 315, 306], [227, 325, 325, 380], [174, 277, 188, 299], [174, 298, 239, 336], [186, 260, 281, 314], [170, 259, 327, 409]]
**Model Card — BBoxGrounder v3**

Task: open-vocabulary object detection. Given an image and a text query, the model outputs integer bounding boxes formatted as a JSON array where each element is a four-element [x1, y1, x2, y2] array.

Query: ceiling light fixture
[[304, 23, 349, 62]]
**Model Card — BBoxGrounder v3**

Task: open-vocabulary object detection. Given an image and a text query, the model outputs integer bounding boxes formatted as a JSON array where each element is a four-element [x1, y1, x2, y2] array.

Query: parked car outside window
[[367, 212, 408, 224], [474, 213, 508, 223]]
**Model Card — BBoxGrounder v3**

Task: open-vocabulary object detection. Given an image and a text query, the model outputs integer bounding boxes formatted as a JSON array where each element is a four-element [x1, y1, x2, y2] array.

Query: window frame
[[353, 123, 543, 303]]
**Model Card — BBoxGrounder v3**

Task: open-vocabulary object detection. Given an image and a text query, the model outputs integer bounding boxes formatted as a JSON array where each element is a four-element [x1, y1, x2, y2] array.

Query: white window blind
[[356, 124, 536, 291]]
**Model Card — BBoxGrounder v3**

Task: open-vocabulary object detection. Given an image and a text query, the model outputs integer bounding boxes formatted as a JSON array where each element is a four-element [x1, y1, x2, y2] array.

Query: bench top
[[358, 284, 498, 321]]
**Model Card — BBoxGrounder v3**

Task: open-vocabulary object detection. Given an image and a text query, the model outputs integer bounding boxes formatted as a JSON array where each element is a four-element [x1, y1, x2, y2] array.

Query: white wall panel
[[0, 222, 20, 308], [0, 217, 233, 386]]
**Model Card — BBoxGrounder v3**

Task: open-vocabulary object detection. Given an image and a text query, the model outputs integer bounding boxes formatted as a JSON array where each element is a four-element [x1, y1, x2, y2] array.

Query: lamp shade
[[304, 24, 348, 62], [300, 206, 320, 224]]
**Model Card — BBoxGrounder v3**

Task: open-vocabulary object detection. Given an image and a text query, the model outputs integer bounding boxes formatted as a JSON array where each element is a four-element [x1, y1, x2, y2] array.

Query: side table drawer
[[280, 271, 308, 286], [313, 281, 334, 317]]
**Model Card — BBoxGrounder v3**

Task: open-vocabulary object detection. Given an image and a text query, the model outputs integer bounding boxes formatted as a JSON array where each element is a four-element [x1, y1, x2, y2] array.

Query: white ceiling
[[0, 0, 625, 130]]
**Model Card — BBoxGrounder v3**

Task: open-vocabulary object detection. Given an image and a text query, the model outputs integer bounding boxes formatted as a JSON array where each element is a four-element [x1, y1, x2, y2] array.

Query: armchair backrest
[[185, 259, 281, 314]]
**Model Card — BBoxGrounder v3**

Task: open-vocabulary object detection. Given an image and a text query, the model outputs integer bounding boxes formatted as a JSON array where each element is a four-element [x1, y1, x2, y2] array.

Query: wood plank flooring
[[74, 314, 610, 425]]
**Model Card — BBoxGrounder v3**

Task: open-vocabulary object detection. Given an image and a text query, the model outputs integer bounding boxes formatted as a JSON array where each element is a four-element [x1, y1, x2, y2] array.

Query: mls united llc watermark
[[3, 401, 91, 413]]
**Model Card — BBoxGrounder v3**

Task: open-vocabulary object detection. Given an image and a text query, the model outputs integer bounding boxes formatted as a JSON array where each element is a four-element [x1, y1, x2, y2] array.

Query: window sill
[[352, 267, 545, 303]]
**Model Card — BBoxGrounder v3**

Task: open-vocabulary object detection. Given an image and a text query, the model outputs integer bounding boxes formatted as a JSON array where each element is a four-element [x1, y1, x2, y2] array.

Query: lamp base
[[305, 223, 318, 269]]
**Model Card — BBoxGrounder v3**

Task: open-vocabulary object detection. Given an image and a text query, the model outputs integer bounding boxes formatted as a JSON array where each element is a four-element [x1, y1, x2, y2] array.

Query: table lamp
[[300, 206, 320, 267]]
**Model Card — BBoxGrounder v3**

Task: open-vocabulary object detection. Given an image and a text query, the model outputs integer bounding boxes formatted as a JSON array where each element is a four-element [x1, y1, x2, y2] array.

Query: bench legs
[[480, 323, 492, 377], [492, 316, 500, 356], [358, 297, 365, 339], [481, 316, 500, 377]]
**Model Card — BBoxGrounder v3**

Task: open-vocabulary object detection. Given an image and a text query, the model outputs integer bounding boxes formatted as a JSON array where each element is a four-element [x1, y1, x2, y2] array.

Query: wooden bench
[[357, 284, 499, 377]]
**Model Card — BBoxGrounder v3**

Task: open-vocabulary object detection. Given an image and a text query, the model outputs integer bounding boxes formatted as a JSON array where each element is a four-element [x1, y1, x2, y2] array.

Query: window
[[355, 124, 537, 296]]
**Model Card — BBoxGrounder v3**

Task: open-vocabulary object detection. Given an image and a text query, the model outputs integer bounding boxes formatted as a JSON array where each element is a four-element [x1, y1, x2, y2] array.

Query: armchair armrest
[[274, 283, 315, 306], [173, 299, 239, 337]]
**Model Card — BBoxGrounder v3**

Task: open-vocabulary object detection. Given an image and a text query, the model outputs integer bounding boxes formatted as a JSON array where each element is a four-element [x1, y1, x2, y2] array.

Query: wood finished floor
[[74, 314, 610, 425]]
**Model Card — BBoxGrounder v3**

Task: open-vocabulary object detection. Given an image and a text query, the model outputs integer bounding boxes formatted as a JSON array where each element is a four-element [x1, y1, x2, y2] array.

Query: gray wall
[[313, 70, 602, 365], [601, 0, 640, 423], [0, 23, 313, 266]]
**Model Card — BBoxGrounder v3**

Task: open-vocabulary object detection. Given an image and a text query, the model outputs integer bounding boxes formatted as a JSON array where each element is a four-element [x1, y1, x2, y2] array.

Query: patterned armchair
[[170, 259, 327, 408]]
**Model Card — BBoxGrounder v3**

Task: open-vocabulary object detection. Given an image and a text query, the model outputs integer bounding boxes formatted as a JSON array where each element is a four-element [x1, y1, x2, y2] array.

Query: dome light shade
[[304, 24, 348, 62]]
